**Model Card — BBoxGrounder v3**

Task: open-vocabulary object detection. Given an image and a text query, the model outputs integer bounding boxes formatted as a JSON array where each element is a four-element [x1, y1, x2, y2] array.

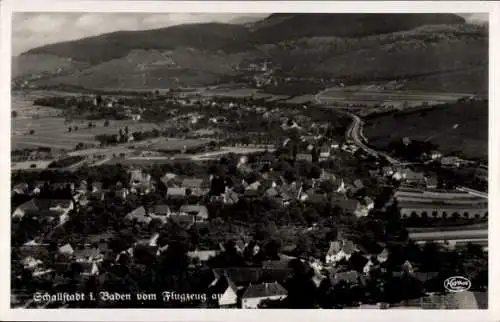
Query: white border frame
[[1, 1, 499, 321]]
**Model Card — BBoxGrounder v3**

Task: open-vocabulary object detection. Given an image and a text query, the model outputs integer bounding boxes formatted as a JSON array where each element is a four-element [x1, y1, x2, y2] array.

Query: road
[[314, 88, 489, 204], [314, 90, 401, 165]]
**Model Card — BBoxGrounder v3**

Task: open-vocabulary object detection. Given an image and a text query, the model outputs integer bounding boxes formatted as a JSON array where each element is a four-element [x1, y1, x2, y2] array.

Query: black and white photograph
[[2, 0, 497, 318]]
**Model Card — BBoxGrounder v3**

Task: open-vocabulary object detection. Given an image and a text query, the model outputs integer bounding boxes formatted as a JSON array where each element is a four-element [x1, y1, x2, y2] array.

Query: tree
[[96, 95, 103, 106]]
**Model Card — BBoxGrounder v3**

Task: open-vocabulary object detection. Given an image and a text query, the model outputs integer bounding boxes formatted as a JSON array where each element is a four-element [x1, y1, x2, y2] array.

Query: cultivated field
[[11, 93, 162, 151], [363, 99, 488, 161], [317, 86, 469, 108]]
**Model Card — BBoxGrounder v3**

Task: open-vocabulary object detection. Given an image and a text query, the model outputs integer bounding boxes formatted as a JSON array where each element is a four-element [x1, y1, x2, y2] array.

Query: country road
[[314, 88, 489, 198], [314, 89, 401, 165]]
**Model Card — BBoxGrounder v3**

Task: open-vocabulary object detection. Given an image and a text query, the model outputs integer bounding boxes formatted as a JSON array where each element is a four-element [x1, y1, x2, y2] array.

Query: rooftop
[[242, 282, 288, 299]]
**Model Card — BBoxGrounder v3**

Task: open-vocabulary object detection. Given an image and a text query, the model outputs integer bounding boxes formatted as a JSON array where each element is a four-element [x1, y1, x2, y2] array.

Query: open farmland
[[363, 99, 488, 161], [317, 86, 469, 108], [11, 93, 164, 151], [11, 117, 164, 150]]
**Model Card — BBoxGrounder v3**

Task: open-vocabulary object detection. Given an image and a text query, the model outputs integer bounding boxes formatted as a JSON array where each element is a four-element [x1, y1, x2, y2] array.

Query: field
[[11, 93, 163, 151], [317, 86, 469, 108], [363, 100, 488, 161], [11, 116, 163, 151]]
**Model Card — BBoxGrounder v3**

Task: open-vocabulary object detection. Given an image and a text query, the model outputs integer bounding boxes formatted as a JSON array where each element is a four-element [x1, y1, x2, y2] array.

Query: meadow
[[12, 93, 161, 151], [317, 86, 469, 108]]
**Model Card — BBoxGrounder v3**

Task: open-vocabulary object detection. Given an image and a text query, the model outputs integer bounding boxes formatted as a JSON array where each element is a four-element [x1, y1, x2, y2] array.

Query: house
[[425, 176, 439, 189], [74, 247, 103, 263], [246, 181, 261, 191], [130, 169, 151, 187], [400, 168, 426, 186], [318, 170, 336, 183], [12, 198, 74, 225], [331, 140, 340, 149], [166, 187, 187, 199], [181, 178, 210, 196], [382, 166, 395, 177], [241, 282, 288, 309], [12, 183, 29, 195], [114, 188, 129, 200], [280, 182, 300, 204], [151, 204, 171, 217], [22, 256, 43, 270], [243, 189, 260, 200], [296, 153, 313, 162], [58, 243, 75, 256], [353, 179, 364, 191], [160, 172, 178, 187], [125, 206, 152, 225], [363, 258, 375, 275], [363, 196, 375, 210], [332, 199, 368, 218], [377, 248, 389, 264], [402, 260, 414, 274], [31, 267, 55, 278], [187, 250, 220, 263], [440, 156, 463, 167], [331, 270, 364, 287], [430, 150, 442, 160], [319, 144, 331, 160], [211, 275, 240, 308], [325, 239, 356, 265], [223, 189, 239, 205], [80, 262, 99, 277], [19, 240, 49, 261], [169, 213, 196, 228], [146, 205, 171, 224], [303, 192, 328, 205], [179, 205, 209, 222]]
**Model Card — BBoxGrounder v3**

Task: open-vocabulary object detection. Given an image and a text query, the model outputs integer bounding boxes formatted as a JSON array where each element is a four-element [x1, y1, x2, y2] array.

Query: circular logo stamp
[[444, 276, 471, 292]]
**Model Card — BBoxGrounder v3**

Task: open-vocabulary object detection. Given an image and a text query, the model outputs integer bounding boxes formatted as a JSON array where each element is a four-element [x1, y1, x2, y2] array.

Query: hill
[[23, 23, 251, 65], [12, 54, 89, 79], [250, 13, 466, 42], [14, 13, 487, 92], [37, 48, 253, 89], [363, 99, 488, 161]]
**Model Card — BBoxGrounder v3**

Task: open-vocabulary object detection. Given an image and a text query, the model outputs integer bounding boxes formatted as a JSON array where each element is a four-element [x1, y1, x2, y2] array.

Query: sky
[[11, 12, 488, 56]]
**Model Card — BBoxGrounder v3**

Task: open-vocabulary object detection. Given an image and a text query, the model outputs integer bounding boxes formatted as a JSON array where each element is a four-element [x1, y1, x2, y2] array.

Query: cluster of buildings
[[394, 187, 488, 220]]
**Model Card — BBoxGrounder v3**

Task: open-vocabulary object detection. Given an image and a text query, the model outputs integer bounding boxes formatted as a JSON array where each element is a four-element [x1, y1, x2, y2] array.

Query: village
[[10, 89, 488, 309]]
